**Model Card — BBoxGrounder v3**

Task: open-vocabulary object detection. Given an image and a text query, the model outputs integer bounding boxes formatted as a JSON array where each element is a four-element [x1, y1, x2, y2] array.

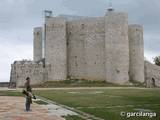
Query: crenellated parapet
[[10, 60, 51, 87], [10, 10, 160, 87]]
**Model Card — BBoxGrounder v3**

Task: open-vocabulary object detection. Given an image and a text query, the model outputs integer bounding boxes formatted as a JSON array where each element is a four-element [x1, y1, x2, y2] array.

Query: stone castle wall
[[45, 17, 67, 81], [129, 25, 144, 83], [145, 61, 160, 87], [46, 12, 133, 84], [10, 61, 50, 87], [33, 27, 43, 61], [67, 17, 105, 80], [10, 11, 160, 87], [105, 12, 129, 85]]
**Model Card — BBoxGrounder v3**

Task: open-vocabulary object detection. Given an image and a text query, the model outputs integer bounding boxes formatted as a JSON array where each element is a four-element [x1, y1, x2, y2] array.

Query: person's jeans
[[25, 97, 31, 111]]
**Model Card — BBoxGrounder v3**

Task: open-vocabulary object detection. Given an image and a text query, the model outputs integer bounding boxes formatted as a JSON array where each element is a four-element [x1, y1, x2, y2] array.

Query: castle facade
[[10, 11, 160, 87]]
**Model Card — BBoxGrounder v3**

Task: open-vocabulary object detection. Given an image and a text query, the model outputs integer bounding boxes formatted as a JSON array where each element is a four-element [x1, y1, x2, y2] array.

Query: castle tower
[[105, 11, 129, 84], [33, 27, 43, 61], [129, 25, 144, 83], [45, 17, 67, 81], [67, 18, 105, 80]]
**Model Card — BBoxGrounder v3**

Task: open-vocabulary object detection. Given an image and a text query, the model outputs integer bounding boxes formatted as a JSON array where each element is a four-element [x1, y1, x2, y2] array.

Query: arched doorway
[[151, 78, 156, 87]]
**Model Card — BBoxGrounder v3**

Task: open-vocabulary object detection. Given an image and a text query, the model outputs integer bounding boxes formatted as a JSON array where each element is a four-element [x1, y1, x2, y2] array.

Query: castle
[[10, 10, 160, 87]]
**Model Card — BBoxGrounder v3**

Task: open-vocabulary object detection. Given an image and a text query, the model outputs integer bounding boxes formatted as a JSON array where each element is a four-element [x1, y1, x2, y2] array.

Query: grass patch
[[34, 100, 48, 105], [34, 88, 160, 120], [64, 115, 85, 120], [0, 90, 22, 96], [32, 79, 134, 88]]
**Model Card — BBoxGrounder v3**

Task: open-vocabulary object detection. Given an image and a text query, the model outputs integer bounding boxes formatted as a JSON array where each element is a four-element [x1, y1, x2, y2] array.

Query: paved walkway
[[0, 96, 64, 120]]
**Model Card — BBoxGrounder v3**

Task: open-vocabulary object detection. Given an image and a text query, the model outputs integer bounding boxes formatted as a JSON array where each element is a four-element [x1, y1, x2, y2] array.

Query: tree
[[154, 56, 160, 66]]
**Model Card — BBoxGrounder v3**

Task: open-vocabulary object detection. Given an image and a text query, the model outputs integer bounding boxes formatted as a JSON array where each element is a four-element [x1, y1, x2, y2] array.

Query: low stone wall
[[0, 82, 9, 87], [10, 60, 50, 87], [145, 61, 160, 87]]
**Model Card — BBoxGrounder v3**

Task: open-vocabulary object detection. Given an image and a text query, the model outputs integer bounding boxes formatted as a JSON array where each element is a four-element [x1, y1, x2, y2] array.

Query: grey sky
[[0, 0, 160, 82]]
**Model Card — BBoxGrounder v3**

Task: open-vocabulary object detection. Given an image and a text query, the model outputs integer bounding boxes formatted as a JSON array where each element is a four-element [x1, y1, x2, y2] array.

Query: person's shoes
[[25, 109, 31, 112], [28, 109, 32, 112]]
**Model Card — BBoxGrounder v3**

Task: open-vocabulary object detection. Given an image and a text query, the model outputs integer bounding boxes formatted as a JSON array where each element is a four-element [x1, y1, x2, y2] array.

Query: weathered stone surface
[[67, 17, 105, 80], [33, 27, 43, 62], [145, 61, 160, 87], [10, 61, 49, 87], [45, 17, 67, 81], [129, 25, 144, 83], [10, 11, 160, 87], [105, 12, 129, 85], [0, 96, 64, 120]]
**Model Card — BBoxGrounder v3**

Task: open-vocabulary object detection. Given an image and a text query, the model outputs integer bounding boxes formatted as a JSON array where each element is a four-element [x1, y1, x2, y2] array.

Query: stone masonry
[[145, 61, 160, 87], [10, 10, 160, 87], [33, 27, 43, 61], [105, 12, 129, 85]]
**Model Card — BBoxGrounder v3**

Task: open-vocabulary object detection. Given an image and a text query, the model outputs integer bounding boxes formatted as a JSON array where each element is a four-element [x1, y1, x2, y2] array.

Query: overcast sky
[[0, 0, 160, 82]]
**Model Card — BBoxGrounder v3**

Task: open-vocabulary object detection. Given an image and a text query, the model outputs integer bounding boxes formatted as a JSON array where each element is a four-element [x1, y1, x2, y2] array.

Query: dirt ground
[[0, 96, 64, 120]]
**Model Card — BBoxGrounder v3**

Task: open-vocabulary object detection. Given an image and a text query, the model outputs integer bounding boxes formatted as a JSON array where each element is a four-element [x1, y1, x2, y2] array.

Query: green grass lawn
[[32, 80, 143, 88], [64, 115, 85, 120], [34, 88, 160, 120], [0, 90, 22, 96], [0, 88, 160, 120]]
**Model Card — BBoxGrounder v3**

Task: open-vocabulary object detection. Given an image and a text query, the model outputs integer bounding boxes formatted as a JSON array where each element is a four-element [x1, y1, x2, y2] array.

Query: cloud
[[0, 0, 73, 82], [0, 0, 160, 82], [62, 0, 107, 16], [62, 0, 160, 61], [144, 33, 160, 53], [144, 51, 158, 63], [0, 37, 32, 82]]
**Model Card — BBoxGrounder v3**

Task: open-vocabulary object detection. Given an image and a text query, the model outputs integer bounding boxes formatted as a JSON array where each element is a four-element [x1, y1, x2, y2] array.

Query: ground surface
[[34, 87, 160, 120], [0, 87, 160, 120], [0, 96, 64, 120]]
